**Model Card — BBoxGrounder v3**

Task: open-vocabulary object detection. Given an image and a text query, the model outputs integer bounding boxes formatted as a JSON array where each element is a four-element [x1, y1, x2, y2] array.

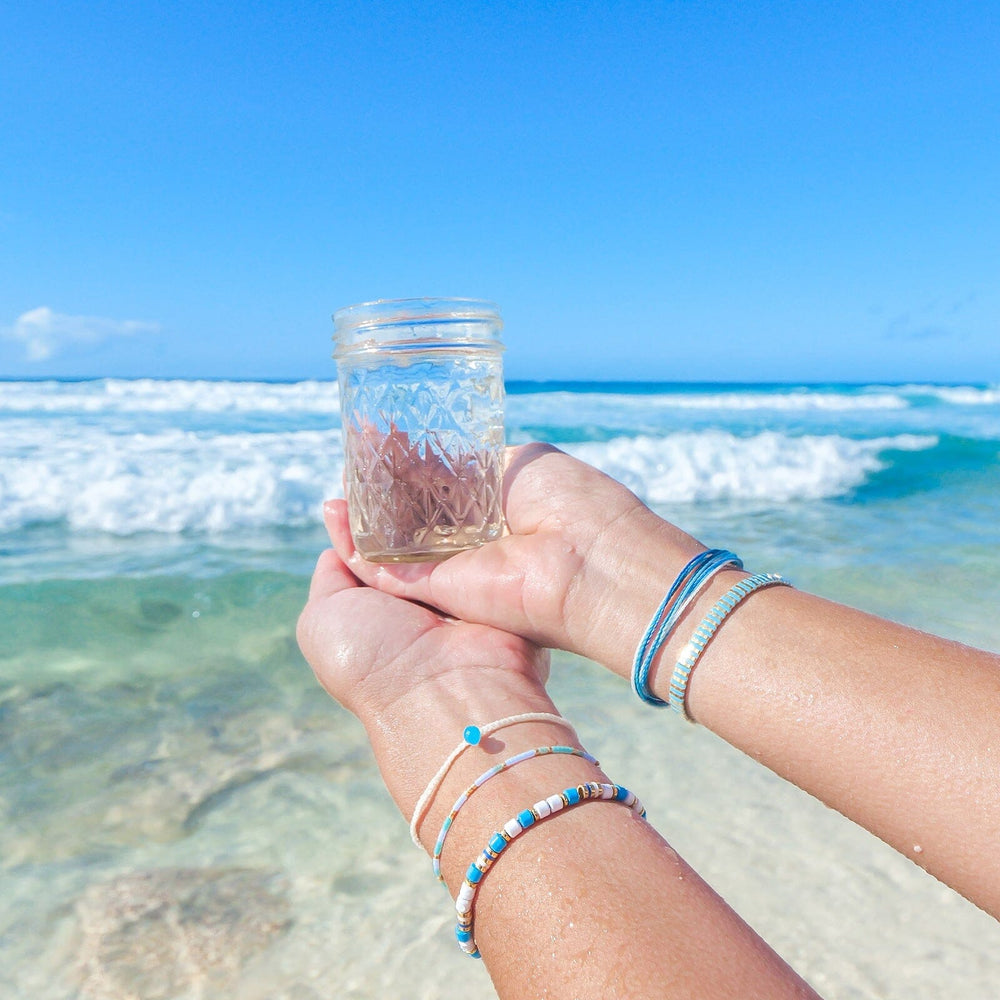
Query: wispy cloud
[[883, 317, 955, 341], [1, 307, 160, 361], [881, 293, 980, 343]]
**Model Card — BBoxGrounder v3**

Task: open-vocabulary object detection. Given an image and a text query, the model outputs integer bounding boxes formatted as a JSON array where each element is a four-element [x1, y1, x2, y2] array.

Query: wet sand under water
[[1, 570, 998, 1000]]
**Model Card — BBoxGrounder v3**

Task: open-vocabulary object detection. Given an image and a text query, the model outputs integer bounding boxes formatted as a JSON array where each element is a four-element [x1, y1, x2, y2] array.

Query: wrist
[[358, 649, 558, 824], [567, 504, 707, 680], [429, 719, 608, 889]]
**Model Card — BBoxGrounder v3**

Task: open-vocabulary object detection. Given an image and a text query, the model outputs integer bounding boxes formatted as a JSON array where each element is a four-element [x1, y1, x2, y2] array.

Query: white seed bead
[[677, 640, 698, 665], [533, 799, 552, 818], [503, 818, 522, 838], [623, 791, 636, 807], [600, 784, 615, 799], [546, 794, 564, 812]]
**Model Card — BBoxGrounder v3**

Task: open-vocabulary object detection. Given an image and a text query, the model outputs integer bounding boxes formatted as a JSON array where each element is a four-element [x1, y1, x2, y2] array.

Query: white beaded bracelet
[[408, 712, 576, 848], [668, 572, 790, 721], [432, 745, 599, 880]]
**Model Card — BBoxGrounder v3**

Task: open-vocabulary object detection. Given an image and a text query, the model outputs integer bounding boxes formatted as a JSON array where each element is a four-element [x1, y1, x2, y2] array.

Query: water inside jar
[[340, 350, 505, 561]]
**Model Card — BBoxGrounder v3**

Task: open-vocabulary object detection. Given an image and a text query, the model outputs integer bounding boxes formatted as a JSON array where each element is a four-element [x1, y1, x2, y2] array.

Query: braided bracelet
[[409, 713, 576, 848], [669, 572, 791, 721], [432, 746, 599, 880], [632, 548, 743, 706], [454, 781, 647, 957]]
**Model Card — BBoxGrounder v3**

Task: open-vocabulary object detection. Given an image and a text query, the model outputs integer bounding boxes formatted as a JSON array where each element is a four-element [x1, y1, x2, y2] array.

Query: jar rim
[[332, 297, 501, 334]]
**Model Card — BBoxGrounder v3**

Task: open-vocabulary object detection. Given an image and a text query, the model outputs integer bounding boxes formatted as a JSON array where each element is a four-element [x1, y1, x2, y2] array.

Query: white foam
[[0, 378, 957, 536], [567, 432, 938, 505], [0, 378, 340, 414], [645, 390, 909, 411], [511, 387, 910, 419], [0, 423, 940, 535], [0, 424, 344, 535], [917, 385, 1000, 406]]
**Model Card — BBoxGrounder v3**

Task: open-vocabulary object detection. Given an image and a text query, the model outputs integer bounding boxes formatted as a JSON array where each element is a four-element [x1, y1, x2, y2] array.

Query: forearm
[[325, 446, 1000, 917], [579, 540, 1000, 918], [357, 672, 818, 1000]]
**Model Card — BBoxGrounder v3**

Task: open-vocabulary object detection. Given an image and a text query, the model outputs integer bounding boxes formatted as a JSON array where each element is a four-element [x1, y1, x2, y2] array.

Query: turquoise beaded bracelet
[[454, 781, 647, 958], [668, 571, 790, 721]]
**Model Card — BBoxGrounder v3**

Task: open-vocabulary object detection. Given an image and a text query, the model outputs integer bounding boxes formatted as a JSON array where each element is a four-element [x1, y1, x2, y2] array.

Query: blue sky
[[1, 1, 998, 382]]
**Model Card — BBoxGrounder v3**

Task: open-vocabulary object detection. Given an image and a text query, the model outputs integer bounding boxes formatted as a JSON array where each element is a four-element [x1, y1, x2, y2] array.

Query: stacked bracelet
[[669, 572, 791, 721], [632, 548, 743, 706], [409, 712, 576, 848], [454, 782, 647, 958], [432, 746, 599, 880]]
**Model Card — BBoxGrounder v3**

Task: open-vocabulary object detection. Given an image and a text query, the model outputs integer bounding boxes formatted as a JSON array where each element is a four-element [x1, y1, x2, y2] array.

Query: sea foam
[[0, 378, 340, 414], [0, 425, 343, 534], [0, 418, 937, 534], [917, 385, 1000, 406], [508, 388, 909, 427], [568, 432, 938, 505]]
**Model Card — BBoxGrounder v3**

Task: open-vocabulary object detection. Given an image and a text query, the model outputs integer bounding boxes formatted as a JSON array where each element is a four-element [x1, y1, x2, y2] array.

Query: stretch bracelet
[[409, 713, 576, 848], [669, 572, 791, 721], [455, 781, 647, 958], [632, 548, 743, 706], [432, 746, 599, 881]]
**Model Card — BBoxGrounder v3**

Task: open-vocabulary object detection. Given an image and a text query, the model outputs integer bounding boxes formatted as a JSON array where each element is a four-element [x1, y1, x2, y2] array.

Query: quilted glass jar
[[333, 298, 505, 562]]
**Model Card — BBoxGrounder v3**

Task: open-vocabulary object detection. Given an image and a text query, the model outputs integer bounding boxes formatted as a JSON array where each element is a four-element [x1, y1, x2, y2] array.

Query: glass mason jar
[[333, 298, 506, 562]]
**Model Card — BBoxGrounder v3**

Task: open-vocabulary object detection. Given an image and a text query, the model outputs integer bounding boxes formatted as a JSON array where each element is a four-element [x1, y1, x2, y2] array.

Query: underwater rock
[[74, 867, 291, 999], [138, 599, 184, 627]]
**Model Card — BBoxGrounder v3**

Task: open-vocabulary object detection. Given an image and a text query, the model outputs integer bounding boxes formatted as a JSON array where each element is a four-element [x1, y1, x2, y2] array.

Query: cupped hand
[[298, 546, 563, 829], [326, 444, 705, 680], [297, 546, 550, 726]]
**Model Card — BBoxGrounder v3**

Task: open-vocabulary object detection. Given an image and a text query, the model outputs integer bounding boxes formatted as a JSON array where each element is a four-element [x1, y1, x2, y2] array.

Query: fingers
[[307, 545, 361, 602], [319, 444, 619, 650], [323, 498, 355, 557], [501, 443, 635, 537], [501, 442, 562, 532], [323, 496, 443, 591]]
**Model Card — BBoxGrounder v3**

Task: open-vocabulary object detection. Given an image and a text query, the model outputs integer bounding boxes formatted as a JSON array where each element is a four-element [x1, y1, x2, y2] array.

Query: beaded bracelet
[[455, 781, 647, 958], [409, 712, 576, 848], [432, 745, 599, 880], [632, 548, 743, 706], [669, 572, 790, 721]]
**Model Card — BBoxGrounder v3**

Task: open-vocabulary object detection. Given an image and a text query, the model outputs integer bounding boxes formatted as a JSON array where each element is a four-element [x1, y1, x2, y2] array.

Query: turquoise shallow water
[[2, 379, 999, 997]]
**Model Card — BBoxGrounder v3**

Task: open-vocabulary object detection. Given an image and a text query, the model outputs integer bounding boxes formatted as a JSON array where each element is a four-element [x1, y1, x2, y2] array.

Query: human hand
[[296, 545, 557, 825], [297, 545, 551, 721], [325, 443, 707, 681]]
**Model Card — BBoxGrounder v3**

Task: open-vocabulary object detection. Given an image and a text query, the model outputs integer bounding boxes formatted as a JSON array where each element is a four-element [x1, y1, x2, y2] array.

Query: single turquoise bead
[[463, 725, 482, 746]]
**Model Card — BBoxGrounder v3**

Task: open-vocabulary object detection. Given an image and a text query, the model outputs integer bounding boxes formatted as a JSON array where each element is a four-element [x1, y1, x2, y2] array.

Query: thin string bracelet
[[669, 572, 791, 721], [632, 548, 743, 706], [432, 746, 599, 880], [409, 712, 576, 849], [454, 781, 647, 958]]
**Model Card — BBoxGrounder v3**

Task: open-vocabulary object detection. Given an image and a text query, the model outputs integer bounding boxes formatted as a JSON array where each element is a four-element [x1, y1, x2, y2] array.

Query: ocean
[[2, 378, 999, 998]]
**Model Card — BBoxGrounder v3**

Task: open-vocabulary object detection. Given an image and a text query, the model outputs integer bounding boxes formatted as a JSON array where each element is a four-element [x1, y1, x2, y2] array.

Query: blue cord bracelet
[[631, 548, 743, 706]]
